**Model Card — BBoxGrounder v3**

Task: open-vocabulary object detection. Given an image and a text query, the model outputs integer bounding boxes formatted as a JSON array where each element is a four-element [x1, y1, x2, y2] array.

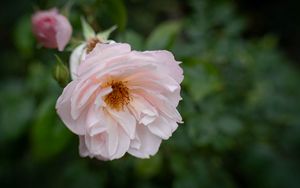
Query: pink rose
[[32, 8, 72, 51], [56, 42, 183, 160]]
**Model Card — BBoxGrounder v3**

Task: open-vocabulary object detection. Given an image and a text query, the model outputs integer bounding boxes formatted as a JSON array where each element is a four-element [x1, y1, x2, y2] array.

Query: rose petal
[[55, 14, 72, 51], [128, 125, 162, 158], [56, 81, 86, 135], [107, 107, 136, 139], [138, 50, 183, 83], [70, 43, 86, 80], [128, 94, 158, 125], [147, 116, 176, 139]]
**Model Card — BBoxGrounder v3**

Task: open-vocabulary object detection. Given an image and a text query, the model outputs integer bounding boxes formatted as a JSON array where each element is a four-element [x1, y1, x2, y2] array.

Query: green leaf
[[13, 15, 34, 58], [184, 63, 221, 102], [0, 82, 34, 142], [62, 161, 103, 188], [135, 154, 162, 178], [106, 0, 127, 31], [146, 21, 182, 50], [61, 1, 73, 17], [81, 17, 95, 40], [217, 115, 243, 136], [26, 63, 55, 95], [97, 25, 117, 41], [118, 30, 144, 50], [31, 96, 72, 161]]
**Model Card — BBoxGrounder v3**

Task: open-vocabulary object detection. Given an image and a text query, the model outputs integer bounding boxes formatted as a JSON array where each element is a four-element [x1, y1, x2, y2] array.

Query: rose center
[[104, 81, 130, 111], [86, 37, 101, 54]]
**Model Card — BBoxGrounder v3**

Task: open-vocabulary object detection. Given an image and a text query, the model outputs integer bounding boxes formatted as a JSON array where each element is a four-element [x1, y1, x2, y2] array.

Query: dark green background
[[0, 0, 300, 187]]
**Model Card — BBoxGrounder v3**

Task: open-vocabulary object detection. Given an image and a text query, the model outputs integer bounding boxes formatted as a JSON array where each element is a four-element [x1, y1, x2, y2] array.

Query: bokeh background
[[1, 0, 300, 187]]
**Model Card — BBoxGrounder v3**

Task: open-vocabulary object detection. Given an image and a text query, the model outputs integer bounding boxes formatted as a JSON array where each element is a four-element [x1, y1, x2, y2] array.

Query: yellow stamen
[[104, 81, 131, 111]]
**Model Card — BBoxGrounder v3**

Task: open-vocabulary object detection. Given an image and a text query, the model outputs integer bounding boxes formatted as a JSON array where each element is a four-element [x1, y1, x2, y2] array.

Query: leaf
[[184, 63, 221, 102], [146, 21, 182, 50], [31, 96, 72, 161], [13, 15, 34, 58], [62, 161, 103, 188], [217, 115, 243, 136], [118, 30, 144, 50], [0, 81, 34, 142], [105, 0, 127, 31], [61, 1, 73, 17], [135, 154, 162, 178], [97, 25, 117, 41], [81, 17, 95, 40], [26, 63, 58, 96]]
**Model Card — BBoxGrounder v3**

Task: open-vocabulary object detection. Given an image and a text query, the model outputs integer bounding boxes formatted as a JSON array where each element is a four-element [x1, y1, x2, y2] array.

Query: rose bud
[[32, 8, 72, 51]]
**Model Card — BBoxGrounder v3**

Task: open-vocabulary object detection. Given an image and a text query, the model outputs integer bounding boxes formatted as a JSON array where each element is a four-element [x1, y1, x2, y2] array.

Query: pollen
[[104, 81, 131, 111], [86, 37, 101, 54]]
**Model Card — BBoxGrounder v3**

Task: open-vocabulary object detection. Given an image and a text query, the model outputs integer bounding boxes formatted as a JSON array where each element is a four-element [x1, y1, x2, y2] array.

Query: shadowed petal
[[128, 125, 162, 158]]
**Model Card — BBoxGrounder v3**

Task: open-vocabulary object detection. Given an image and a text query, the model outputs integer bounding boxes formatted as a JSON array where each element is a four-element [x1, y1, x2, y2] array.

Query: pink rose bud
[[32, 8, 72, 51]]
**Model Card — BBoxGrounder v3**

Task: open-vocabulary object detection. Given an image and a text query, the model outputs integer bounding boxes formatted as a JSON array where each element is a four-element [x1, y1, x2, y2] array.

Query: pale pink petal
[[138, 50, 183, 83], [85, 132, 108, 157], [78, 43, 131, 76], [106, 117, 119, 156], [56, 82, 85, 135], [86, 107, 107, 136], [70, 81, 111, 120], [110, 126, 131, 159], [79, 136, 91, 157], [87, 122, 107, 137], [70, 43, 86, 80], [165, 87, 182, 107], [128, 125, 162, 158], [128, 94, 158, 125], [126, 70, 180, 93], [132, 88, 182, 122], [94, 87, 113, 109], [130, 133, 141, 149], [85, 42, 131, 62], [55, 14, 72, 51], [107, 107, 136, 139], [80, 55, 152, 82], [71, 80, 100, 119], [147, 116, 176, 139]]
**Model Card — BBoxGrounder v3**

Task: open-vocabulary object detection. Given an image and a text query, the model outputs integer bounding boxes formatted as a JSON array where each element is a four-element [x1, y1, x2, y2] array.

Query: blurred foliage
[[1, 0, 300, 187]]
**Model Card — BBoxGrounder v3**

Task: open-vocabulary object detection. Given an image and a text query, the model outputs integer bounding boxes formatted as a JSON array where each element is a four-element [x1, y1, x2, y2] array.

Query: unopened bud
[[53, 55, 70, 87], [32, 8, 72, 51]]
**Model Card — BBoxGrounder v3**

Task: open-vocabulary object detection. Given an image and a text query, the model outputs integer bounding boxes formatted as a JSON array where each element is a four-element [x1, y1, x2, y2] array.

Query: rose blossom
[[32, 8, 72, 51], [56, 42, 183, 160]]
